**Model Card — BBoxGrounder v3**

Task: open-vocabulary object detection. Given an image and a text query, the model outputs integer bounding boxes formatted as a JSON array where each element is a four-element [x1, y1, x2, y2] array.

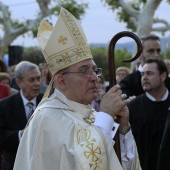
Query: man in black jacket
[[0, 61, 43, 170], [157, 109, 170, 170], [120, 35, 170, 97], [128, 59, 170, 170]]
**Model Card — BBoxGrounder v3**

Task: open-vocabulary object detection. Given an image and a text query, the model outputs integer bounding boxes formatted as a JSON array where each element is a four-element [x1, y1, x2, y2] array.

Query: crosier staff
[[108, 31, 142, 163]]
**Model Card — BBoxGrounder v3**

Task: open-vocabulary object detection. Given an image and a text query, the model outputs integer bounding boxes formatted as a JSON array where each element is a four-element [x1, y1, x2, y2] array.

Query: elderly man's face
[[63, 59, 98, 104], [16, 69, 41, 100], [142, 40, 161, 65]]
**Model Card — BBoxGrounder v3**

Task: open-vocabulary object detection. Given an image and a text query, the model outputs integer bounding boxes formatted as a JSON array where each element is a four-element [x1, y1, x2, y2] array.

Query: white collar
[[20, 90, 37, 106], [146, 88, 169, 101], [138, 64, 143, 72]]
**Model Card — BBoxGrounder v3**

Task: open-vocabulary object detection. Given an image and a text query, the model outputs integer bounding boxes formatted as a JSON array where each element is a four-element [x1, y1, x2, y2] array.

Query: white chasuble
[[14, 89, 140, 170]]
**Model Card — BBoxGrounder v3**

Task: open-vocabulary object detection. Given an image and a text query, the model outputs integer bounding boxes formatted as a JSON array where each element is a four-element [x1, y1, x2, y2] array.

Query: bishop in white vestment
[[14, 89, 141, 170], [14, 7, 141, 170]]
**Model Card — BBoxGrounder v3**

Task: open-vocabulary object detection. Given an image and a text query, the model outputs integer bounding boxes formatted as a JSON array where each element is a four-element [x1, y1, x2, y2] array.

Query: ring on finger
[[120, 94, 127, 100]]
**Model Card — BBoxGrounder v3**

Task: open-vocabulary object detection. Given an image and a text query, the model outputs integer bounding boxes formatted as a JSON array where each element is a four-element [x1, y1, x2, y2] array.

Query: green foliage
[[114, 49, 131, 68], [102, 0, 119, 9], [162, 48, 170, 59], [117, 2, 140, 31], [51, 0, 88, 20], [32, 27, 38, 38], [91, 47, 108, 80], [90, 47, 131, 81], [22, 47, 45, 65], [166, 48, 170, 59], [103, 0, 146, 31], [31, 0, 88, 37], [12, 20, 25, 29]]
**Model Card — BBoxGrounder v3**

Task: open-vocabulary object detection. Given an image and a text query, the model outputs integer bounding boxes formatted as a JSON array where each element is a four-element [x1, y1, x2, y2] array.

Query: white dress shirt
[[94, 112, 134, 170], [18, 90, 37, 140]]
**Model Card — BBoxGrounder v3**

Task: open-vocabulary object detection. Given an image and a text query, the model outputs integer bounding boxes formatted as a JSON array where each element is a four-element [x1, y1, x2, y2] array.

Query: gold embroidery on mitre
[[37, 8, 93, 75], [47, 62, 54, 72], [57, 8, 92, 66], [58, 35, 67, 45], [76, 125, 104, 170]]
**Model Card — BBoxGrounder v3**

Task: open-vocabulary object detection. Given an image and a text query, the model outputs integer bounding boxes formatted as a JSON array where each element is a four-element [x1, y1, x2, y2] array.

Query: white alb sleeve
[[94, 111, 134, 168]]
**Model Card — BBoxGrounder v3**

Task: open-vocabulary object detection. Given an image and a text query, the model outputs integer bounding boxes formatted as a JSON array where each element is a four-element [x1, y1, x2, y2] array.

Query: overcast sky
[[2, 0, 170, 47]]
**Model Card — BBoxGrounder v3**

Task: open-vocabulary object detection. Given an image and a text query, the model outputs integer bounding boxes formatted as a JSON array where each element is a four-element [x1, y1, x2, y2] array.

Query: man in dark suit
[[0, 61, 43, 170], [157, 109, 170, 170], [120, 34, 170, 97], [128, 59, 170, 170]]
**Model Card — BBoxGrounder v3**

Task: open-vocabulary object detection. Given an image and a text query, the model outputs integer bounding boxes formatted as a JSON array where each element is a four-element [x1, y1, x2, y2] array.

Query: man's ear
[[55, 75, 67, 91], [161, 72, 167, 82], [15, 78, 22, 88]]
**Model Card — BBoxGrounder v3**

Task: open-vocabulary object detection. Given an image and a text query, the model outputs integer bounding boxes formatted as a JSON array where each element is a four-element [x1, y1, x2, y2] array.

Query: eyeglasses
[[62, 68, 102, 78]]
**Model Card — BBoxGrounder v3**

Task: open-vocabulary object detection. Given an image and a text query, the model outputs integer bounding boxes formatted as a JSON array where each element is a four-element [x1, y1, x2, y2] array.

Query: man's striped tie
[[26, 102, 34, 120]]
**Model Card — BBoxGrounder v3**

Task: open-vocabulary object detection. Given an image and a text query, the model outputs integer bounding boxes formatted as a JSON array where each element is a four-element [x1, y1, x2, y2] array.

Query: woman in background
[[116, 66, 130, 84], [0, 72, 18, 95]]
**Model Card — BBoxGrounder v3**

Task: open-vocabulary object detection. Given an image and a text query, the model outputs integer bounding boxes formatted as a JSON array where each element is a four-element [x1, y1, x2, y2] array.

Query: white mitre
[[37, 7, 93, 76]]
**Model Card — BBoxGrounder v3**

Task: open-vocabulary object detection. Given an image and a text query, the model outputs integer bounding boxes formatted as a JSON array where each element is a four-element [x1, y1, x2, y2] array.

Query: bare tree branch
[[0, 0, 87, 58], [118, 0, 139, 19], [108, 0, 139, 18], [153, 18, 170, 27], [36, 0, 52, 18], [0, 2, 12, 33], [152, 18, 170, 32]]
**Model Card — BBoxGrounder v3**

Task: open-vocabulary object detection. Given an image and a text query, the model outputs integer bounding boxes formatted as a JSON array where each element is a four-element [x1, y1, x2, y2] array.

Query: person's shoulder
[[120, 71, 141, 89], [10, 88, 18, 95], [164, 77, 170, 93], [36, 93, 44, 102], [128, 94, 145, 106], [33, 106, 72, 128], [165, 77, 170, 85], [125, 70, 140, 79], [38, 93, 44, 98], [0, 92, 19, 104], [120, 71, 140, 85]]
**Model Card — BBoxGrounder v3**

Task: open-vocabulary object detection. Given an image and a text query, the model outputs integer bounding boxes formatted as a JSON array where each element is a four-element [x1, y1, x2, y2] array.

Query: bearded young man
[[128, 58, 170, 170]]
